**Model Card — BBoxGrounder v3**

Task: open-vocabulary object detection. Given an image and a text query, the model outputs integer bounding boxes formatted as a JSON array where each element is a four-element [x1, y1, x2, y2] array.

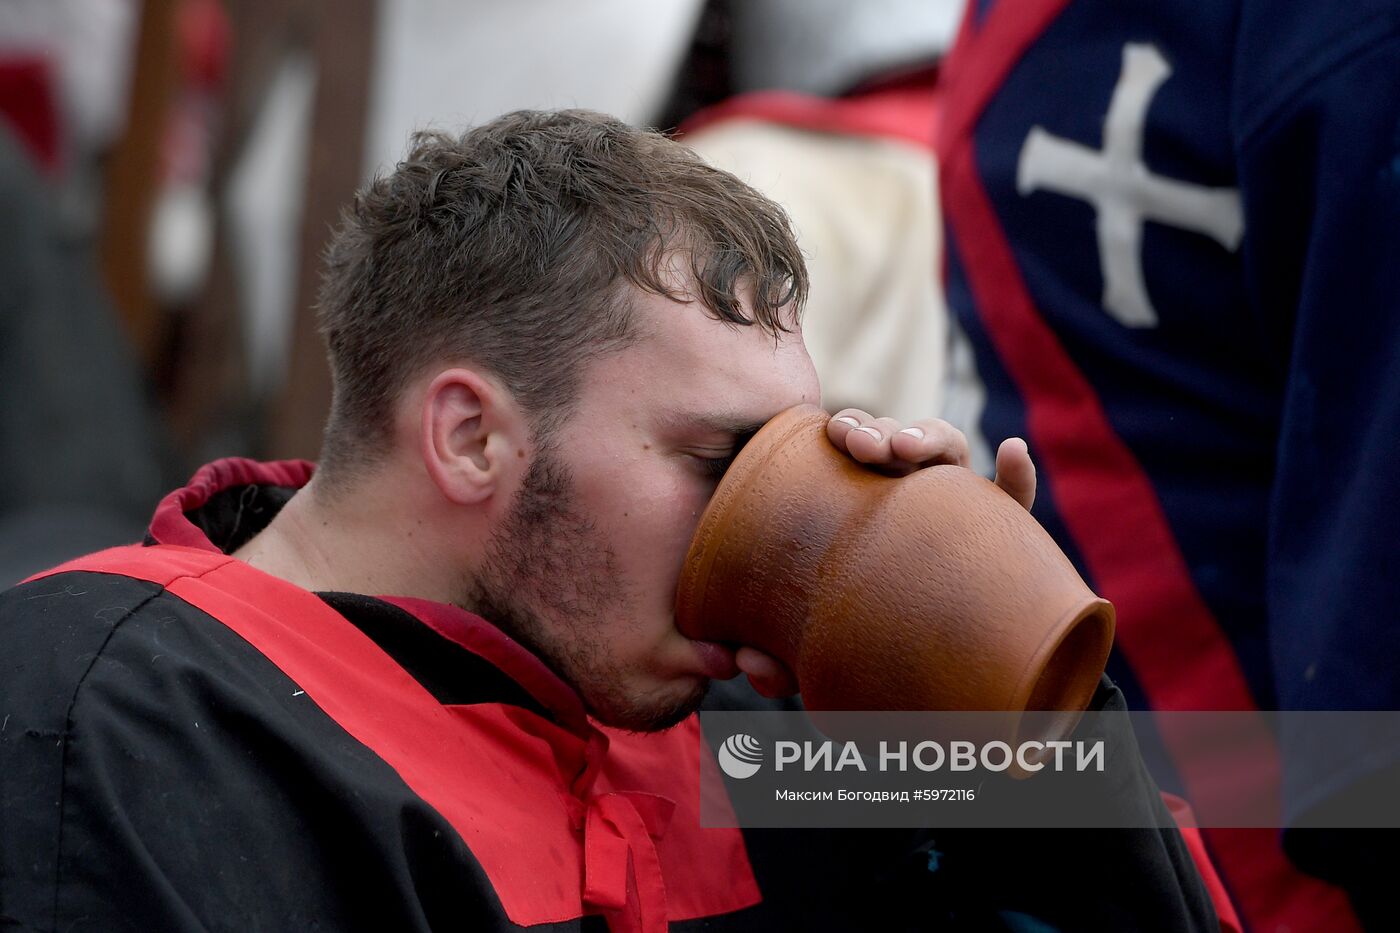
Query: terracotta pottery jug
[[675, 405, 1114, 748]]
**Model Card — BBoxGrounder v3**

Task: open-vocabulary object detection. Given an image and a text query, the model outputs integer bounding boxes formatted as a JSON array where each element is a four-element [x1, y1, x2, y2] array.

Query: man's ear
[[419, 368, 525, 505]]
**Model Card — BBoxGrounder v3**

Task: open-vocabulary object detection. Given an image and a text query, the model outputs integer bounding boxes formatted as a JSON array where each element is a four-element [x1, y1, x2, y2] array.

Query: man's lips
[[689, 638, 740, 679]]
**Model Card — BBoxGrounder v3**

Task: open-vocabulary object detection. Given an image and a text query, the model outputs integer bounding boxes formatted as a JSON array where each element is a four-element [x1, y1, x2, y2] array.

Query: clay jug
[[675, 405, 1114, 747]]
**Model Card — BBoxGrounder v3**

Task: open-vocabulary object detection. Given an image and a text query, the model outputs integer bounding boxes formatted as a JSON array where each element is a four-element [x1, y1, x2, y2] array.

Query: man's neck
[[232, 476, 460, 603]]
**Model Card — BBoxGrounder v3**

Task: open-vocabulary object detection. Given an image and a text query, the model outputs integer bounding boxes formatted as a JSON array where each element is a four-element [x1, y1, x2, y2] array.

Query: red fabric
[[1164, 795, 1243, 933], [936, 4, 1361, 930], [678, 70, 940, 152], [584, 792, 674, 932], [0, 55, 60, 173], [383, 595, 591, 734], [33, 474, 760, 928], [146, 457, 315, 551]]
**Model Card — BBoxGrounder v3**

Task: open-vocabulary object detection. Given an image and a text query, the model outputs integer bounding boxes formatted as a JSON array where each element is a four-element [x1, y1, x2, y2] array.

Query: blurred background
[[0, 0, 967, 581]]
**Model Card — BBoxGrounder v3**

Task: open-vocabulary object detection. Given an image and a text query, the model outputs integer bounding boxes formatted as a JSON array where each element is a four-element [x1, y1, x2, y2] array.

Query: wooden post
[[163, 0, 307, 461], [100, 0, 182, 367], [268, 0, 378, 461]]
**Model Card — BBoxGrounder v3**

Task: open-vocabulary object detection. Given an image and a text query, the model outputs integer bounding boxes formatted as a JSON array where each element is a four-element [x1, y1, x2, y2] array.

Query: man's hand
[[825, 408, 1036, 510], [733, 409, 1038, 698]]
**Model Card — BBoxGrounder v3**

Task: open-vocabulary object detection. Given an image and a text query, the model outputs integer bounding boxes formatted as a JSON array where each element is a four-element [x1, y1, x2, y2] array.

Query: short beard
[[462, 445, 706, 732]]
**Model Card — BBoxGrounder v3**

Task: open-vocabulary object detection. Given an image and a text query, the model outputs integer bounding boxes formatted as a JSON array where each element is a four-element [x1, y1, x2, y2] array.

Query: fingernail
[[834, 416, 860, 427], [855, 426, 883, 441], [898, 427, 925, 439]]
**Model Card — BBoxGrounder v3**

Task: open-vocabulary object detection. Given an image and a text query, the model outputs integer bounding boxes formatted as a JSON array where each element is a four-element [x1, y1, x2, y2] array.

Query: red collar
[[148, 457, 315, 551]]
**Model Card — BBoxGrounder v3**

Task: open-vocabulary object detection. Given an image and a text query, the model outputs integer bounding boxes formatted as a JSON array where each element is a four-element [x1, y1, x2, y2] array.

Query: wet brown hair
[[315, 108, 808, 480]]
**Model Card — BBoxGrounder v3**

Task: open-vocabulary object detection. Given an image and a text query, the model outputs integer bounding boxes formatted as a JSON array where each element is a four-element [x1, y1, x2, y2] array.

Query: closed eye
[[688, 428, 757, 481], [690, 452, 736, 480]]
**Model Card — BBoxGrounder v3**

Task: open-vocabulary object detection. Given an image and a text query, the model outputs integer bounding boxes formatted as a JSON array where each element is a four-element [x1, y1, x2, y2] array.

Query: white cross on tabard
[[1016, 43, 1244, 328]]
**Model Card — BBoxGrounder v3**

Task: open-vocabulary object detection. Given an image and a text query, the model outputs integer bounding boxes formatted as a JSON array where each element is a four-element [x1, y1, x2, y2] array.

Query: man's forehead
[[638, 291, 803, 361], [581, 285, 819, 429]]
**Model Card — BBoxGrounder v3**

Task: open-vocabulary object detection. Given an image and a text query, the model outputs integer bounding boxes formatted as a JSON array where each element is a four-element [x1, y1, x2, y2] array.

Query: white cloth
[[687, 119, 945, 423]]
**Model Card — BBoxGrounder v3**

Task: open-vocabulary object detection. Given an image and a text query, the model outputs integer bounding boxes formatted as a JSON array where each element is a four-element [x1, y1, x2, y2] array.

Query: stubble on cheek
[[460, 448, 702, 731]]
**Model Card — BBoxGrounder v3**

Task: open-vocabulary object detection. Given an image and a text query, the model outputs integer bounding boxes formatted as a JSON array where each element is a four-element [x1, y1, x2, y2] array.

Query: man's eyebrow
[[659, 412, 768, 439]]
